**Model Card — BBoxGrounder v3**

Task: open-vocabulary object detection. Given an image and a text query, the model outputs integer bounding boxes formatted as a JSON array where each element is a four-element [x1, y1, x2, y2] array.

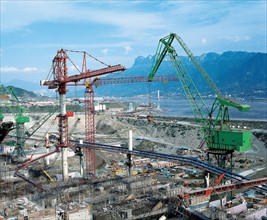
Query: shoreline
[[152, 115, 267, 123]]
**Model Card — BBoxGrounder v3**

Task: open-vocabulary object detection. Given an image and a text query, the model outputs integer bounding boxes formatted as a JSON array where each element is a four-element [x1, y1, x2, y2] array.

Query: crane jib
[[218, 97, 250, 112]]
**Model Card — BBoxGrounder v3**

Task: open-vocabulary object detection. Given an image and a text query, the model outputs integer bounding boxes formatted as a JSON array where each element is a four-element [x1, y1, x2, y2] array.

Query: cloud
[[101, 49, 109, 56], [201, 38, 207, 44], [220, 35, 251, 42], [1, 0, 266, 81], [0, 48, 3, 59], [22, 67, 38, 72], [124, 46, 133, 55], [0, 67, 19, 72], [1, 1, 74, 32], [0, 66, 39, 73], [2, 1, 265, 51], [1, 1, 163, 35]]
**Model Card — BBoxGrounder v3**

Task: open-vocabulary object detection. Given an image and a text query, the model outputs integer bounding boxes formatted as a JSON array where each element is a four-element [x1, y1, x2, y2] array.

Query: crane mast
[[43, 49, 126, 179], [148, 33, 251, 154], [84, 81, 96, 177]]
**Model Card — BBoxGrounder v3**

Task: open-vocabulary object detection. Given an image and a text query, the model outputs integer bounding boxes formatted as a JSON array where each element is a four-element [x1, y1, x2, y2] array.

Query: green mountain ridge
[[3, 51, 267, 100], [1, 85, 40, 99], [94, 51, 267, 99]]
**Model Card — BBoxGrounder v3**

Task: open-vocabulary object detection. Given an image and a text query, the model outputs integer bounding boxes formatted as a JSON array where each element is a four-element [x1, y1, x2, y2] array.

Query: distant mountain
[[3, 79, 54, 97], [2, 85, 39, 99], [94, 51, 267, 99], [3, 51, 266, 100], [3, 79, 40, 92]]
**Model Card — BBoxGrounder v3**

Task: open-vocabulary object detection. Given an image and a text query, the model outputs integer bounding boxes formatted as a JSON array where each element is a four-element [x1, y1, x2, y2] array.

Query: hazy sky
[[1, 0, 266, 84]]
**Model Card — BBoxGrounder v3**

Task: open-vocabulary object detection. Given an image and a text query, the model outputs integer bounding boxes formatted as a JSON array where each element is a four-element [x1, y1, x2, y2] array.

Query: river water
[[119, 96, 267, 121]]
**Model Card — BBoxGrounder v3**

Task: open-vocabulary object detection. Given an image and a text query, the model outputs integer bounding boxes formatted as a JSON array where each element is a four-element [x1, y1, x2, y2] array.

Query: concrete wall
[[68, 206, 93, 220], [189, 195, 210, 206], [227, 202, 247, 215], [18, 208, 56, 220], [209, 196, 227, 208]]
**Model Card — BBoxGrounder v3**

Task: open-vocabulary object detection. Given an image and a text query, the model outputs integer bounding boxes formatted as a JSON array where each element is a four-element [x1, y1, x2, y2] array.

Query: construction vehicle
[[42, 169, 54, 183], [35, 164, 55, 183], [148, 33, 251, 155], [146, 115, 155, 123], [112, 168, 138, 176]]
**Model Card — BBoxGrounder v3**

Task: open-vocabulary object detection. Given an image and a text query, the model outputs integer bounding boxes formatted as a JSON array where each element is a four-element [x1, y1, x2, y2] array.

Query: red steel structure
[[43, 49, 126, 179], [186, 177, 267, 198], [84, 82, 96, 177]]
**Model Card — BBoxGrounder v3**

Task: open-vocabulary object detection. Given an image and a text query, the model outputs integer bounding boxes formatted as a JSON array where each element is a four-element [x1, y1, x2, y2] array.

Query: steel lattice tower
[[84, 84, 96, 178]]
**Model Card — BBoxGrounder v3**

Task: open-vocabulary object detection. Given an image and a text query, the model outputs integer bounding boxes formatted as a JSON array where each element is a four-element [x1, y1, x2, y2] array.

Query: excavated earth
[[9, 112, 266, 178], [97, 115, 267, 177]]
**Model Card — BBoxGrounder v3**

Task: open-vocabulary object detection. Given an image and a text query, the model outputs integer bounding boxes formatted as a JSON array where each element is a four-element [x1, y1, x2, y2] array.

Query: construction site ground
[[19, 112, 266, 168], [0, 112, 266, 219], [2, 112, 266, 179]]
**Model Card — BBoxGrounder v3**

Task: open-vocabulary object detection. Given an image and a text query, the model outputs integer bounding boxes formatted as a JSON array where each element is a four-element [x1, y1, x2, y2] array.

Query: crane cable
[[45, 49, 111, 83], [64, 49, 110, 67], [45, 64, 54, 82]]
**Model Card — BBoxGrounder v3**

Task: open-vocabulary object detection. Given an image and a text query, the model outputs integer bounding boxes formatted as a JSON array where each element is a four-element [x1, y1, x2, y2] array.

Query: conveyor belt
[[69, 140, 267, 193]]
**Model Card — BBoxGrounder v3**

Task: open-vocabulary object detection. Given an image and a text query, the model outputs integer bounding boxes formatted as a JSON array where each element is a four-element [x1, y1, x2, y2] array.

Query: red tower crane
[[43, 49, 178, 179], [42, 49, 126, 179], [74, 74, 179, 176], [69, 74, 178, 176]]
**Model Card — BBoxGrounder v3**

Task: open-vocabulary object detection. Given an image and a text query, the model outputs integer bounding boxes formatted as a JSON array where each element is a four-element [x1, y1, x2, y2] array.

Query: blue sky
[[1, 0, 266, 84]]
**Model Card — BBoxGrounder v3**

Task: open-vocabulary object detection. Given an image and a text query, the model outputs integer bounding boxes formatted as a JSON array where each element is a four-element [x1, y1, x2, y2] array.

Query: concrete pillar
[[157, 90, 160, 109], [128, 130, 133, 151], [60, 93, 68, 181], [79, 139, 84, 177], [45, 133, 50, 166], [46, 148, 50, 166], [205, 172, 210, 188], [128, 130, 133, 176], [62, 148, 68, 181]]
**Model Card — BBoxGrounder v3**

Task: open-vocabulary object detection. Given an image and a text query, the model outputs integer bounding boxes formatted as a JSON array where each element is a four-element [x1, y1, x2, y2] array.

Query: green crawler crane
[[0, 85, 30, 157], [148, 33, 251, 153]]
